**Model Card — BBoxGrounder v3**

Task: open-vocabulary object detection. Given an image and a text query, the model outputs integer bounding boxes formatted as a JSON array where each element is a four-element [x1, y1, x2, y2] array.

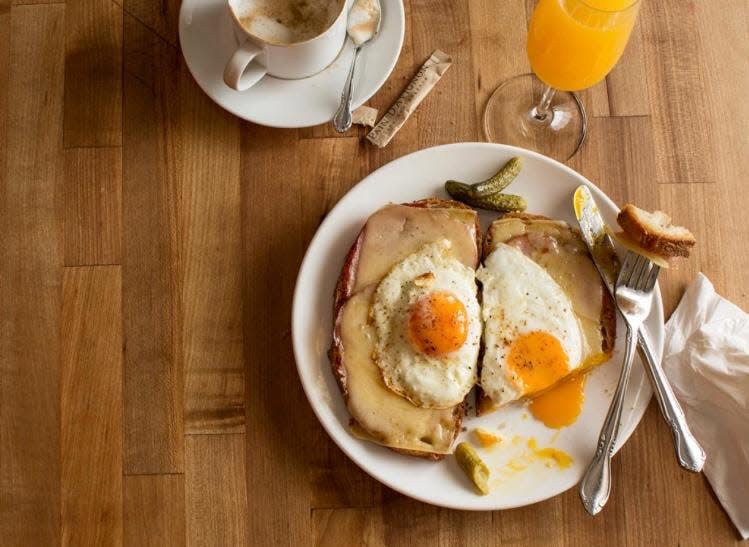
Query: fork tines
[[617, 251, 660, 292]]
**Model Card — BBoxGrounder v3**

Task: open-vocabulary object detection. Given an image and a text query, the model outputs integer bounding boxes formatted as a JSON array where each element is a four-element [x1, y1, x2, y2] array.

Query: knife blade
[[573, 185, 620, 295], [573, 185, 705, 473]]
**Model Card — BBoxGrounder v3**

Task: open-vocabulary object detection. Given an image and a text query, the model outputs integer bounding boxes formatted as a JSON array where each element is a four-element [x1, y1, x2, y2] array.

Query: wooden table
[[1, 0, 747, 544]]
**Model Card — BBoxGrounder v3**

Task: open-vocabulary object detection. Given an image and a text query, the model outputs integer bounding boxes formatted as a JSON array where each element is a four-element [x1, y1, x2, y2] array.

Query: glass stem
[[532, 85, 556, 121]]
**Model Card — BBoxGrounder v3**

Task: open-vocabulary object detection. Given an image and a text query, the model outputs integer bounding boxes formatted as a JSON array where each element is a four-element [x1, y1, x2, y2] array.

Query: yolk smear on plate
[[505, 458, 529, 473], [494, 437, 574, 484], [527, 438, 573, 469], [537, 447, 573, 469], [529, 373, 586, 428]]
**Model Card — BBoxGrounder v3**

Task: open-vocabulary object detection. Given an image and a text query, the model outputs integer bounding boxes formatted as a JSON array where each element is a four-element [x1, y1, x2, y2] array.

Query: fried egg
[[371, 239, 481, 409], [477, 243, 587, 406]]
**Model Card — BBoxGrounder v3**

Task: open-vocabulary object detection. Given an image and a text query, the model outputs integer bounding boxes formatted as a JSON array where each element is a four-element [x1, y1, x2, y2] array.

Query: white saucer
[[178, 0, 405, 128]]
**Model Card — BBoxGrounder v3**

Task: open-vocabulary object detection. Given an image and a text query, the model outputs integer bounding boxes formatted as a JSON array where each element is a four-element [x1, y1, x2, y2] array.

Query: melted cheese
[[338, 203, 479, 454], [609, 229, 671, 269], [340, 289, 457, 453], [352, 204, 478, 293]]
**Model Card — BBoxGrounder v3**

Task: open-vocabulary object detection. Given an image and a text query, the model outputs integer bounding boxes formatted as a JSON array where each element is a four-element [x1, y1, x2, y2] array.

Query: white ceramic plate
[[292, 143, 661, 510], [179, 0, 404, 128]]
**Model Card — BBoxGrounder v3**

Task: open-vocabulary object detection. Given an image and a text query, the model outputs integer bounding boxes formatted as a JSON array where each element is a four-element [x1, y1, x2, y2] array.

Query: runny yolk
[[507, 331, 569, 393], [528, 353, 611, 428], [408, 291, 468, 356], [529, 374, 586, 429]]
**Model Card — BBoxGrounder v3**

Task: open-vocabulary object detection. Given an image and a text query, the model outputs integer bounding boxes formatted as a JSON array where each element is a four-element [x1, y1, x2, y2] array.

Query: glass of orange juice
[[484, 0, 641, 161]]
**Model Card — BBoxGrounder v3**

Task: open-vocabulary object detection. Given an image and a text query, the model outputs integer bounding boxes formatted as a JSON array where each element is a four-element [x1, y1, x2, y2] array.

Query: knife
[[574, 185, 705, 473]]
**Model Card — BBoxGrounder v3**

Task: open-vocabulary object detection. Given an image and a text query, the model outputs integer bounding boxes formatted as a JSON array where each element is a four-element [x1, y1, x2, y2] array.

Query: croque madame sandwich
[[329, 199, 480, 459], [476, 213, 616, 414]]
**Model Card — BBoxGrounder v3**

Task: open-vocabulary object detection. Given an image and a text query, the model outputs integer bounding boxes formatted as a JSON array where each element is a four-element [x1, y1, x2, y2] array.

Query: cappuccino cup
[[224, 0, 348, 91]]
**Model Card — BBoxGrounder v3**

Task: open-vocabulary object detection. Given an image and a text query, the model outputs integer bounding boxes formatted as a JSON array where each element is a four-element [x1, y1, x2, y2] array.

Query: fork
[[579, 251, 659, 515]]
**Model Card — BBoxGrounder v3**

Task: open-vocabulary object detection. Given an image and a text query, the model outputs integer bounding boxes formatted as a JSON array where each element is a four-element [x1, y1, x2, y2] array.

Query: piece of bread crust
[[617, 204, 696, 258], [329, 198, 480, 460], [476, 212, 617, 415]]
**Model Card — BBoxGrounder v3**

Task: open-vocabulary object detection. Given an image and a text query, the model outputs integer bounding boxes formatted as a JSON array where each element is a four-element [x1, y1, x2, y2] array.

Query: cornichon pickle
[[469, 193, 526, 212], [445, 180, 527, 212], [445, 180, 472, 198], [470, 156, 523, 197], [455, 442, 490, 495]]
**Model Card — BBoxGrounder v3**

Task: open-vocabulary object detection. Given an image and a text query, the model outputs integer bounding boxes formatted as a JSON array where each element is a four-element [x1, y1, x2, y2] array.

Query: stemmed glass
[[484, 0, 642, 161]]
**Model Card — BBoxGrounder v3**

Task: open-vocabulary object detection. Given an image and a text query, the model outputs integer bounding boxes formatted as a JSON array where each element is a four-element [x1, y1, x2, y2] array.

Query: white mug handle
[[223, 39, 267, 91]]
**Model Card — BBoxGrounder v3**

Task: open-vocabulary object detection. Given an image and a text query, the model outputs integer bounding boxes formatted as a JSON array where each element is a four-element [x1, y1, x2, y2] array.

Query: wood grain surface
[[61, 266, 123, 547], [1, 0, 747, 545]]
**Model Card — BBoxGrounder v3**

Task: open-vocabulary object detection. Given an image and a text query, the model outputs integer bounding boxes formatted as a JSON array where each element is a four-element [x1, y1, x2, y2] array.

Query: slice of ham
[[507, 232, 559, 256]]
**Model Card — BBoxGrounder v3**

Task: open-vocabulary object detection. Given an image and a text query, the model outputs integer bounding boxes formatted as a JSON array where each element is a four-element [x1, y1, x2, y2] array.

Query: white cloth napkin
[[663, 273, 749, 539]]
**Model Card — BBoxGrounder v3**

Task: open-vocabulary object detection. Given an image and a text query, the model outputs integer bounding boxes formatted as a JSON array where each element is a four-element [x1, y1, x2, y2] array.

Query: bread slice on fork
[[617, 204, 696, 259]]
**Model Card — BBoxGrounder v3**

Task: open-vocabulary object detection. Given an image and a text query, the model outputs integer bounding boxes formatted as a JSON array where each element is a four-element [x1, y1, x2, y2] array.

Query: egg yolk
[[473, 428, 502, 448], [507, 331, 569, 393], [529, 352, 611, 428], [529, 374, 586, 429], [408, 291, 468, 356]]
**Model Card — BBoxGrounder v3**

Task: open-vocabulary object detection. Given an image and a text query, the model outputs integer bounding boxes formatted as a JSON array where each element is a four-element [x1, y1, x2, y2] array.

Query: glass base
[[483, 73, 587, 162]]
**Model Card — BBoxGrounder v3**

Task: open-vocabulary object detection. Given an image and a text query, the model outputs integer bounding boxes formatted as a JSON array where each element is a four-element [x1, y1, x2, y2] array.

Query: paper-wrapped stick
[[366, 50, 452, 148]]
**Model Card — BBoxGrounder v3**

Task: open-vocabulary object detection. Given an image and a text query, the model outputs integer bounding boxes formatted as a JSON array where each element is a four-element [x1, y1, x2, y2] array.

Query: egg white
[[477, 243, 586, 406], [371, 240, 481, 409]]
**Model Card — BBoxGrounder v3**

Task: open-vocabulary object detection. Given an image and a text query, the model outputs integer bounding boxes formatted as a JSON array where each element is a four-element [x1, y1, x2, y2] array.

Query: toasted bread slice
[[477, 213, 616, 415], [329, 199, 480, 459], [617, 204, 695, 258]]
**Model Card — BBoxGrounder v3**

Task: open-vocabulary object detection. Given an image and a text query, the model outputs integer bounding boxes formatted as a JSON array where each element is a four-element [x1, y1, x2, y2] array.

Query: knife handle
[[637, 330, 706, 472]]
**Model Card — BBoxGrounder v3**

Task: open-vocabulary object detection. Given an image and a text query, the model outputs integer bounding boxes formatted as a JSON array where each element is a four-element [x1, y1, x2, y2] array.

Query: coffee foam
[[234, 0, 343, 45]]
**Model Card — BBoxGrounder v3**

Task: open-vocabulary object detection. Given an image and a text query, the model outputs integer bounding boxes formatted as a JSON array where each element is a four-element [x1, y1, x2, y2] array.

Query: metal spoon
[[333, 0, 382, 133]]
